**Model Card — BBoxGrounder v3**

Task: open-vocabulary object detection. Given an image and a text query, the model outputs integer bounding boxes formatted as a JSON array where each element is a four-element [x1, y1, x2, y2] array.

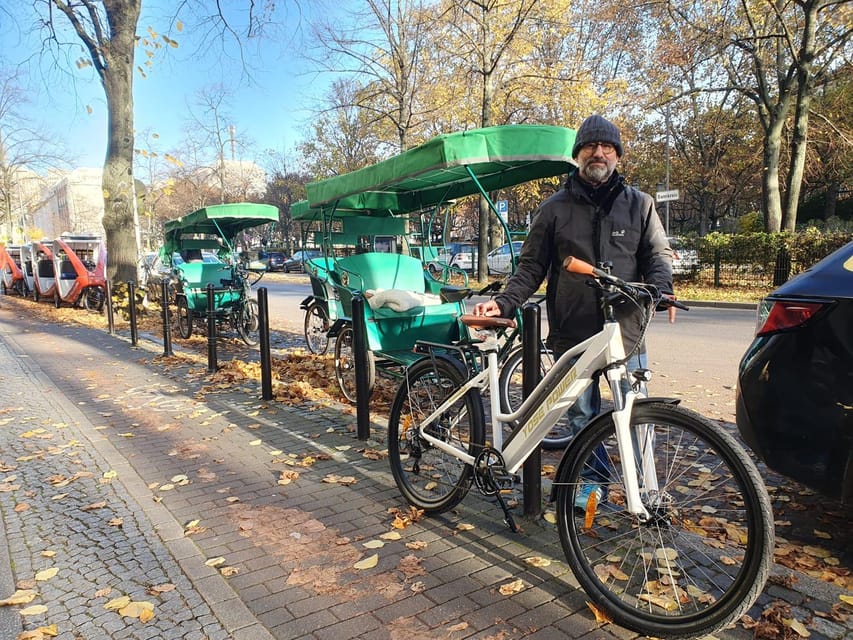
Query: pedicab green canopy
[[305, 124, 576, 213], [163, 203, 279, 256]]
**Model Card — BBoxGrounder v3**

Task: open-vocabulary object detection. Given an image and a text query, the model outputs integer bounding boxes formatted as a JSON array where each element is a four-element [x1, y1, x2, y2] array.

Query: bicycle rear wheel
[[303, 301, 330, 354], [554, 402, 773, 639], [334, 324, 374, 402], [238, 299, 260, 346], [388, 356, 485, 514]]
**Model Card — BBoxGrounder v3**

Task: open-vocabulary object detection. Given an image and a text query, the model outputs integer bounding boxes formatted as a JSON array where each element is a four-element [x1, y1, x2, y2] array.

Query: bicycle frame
[[413, 317, 653, 520]]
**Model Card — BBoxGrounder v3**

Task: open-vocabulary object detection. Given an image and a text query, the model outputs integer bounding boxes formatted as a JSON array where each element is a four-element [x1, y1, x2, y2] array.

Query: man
[[473, 114, 675, 507]]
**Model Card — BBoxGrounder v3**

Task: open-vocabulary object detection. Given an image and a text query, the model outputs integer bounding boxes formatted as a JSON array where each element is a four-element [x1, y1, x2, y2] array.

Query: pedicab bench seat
[[331, 252, 464, 355], [176, 262, 240, 312]]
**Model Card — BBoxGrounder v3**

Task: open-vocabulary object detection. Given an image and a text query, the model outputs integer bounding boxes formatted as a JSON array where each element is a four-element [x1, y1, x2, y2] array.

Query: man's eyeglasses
[[580, 141, 616, 154]]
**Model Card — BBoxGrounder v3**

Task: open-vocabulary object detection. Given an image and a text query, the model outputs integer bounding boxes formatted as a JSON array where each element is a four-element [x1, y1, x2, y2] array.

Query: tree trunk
[[782, 0, 820, 233], [823, 181, 839, 220], [100, 0, 142, 284], [762, 127, 784, 233]]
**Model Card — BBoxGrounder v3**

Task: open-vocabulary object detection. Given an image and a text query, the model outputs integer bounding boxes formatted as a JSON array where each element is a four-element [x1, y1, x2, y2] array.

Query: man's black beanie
[[571, 115, 623, 158]]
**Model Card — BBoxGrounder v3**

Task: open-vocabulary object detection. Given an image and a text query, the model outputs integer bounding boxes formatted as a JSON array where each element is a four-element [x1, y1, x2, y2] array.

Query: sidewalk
[[0, 299, 851, 640]]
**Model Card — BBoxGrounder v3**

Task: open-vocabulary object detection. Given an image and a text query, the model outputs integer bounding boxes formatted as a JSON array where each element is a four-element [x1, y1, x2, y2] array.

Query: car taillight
[[756, 299, 825, 336]]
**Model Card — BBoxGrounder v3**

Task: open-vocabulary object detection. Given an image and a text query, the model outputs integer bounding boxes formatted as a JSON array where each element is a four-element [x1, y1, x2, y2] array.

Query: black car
[[264, 251, 288, 272], [736, 241, 853, 502], [282, 250, 322, 273]]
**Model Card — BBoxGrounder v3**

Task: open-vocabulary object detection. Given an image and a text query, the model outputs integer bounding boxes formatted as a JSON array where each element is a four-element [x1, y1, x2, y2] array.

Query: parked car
[[736, 241, 853, 502], [427, 242, 478, 273], [264, 251, 289, 272], [668, 236, 699, 275], [487, 241, 523, 275], [283, 250, 322, 273]]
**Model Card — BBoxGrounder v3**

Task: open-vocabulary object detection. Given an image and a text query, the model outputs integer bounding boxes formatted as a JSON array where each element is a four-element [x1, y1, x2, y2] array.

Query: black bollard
[[206, 283, 217, 372], [522, 302, 542, 517], [257, 287, 273, 401], [160, 280, 173, 356], [352, 294, 370, 440], [105, 278, 115, 335], [128, 281, 138, 346]]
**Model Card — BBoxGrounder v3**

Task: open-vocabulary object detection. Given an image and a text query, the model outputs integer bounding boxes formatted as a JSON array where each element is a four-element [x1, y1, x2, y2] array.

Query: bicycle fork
[[607, 369, 654, 521]]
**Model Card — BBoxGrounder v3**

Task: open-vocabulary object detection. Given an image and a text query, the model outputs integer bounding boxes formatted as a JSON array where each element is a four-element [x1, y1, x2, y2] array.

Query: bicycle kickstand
[[494, 491, 518, 533]]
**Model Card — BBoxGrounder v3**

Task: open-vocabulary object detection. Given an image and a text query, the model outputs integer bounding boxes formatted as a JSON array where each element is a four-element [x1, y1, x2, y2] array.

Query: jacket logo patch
[[611, 230, 626, 237]]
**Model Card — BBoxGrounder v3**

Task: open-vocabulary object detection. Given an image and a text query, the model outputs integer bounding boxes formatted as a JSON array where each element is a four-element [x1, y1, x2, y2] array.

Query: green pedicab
[[299, 124, 576, 401], [162, 203, 278, 346]]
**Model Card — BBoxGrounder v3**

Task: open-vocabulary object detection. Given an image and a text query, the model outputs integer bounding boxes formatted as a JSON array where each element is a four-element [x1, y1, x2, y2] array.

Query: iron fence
[[672, 232, 853, 289]]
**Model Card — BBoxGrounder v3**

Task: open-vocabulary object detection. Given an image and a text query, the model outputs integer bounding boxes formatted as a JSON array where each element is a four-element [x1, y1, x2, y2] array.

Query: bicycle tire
[[176, 296, 193, 339], [498, 345, 573, 449], [303, 301, 330, 354], [83, 286, 106, 312], [238, 299, 260, 346], [554, 401, 773, 639], [334, 324, 375, 403], [387, 355, 485, 514]]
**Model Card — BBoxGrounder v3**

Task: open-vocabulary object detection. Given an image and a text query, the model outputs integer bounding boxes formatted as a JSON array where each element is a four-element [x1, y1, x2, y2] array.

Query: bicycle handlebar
[[563, 255, 689, 311]]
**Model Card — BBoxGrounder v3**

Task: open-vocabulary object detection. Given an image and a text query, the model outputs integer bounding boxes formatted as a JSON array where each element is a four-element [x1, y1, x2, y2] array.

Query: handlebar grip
[[563, 256, 596, 276]]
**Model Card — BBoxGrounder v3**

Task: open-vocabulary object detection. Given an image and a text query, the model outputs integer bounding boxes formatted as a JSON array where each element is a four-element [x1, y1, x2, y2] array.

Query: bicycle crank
[[474, 447, 519, 533]]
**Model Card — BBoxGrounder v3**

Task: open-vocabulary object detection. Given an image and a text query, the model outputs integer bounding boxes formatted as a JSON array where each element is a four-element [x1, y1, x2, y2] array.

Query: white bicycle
[[387, 256, 774, 639]]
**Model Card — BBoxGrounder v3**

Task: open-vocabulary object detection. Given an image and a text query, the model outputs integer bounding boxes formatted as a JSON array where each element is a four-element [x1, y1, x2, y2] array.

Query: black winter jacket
[[493, 170, 673, 353]]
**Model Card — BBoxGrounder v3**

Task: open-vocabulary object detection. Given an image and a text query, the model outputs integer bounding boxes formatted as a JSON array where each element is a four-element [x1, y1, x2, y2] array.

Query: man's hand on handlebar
[[472, 299, 502, 317], [662, 293, 678, 323]]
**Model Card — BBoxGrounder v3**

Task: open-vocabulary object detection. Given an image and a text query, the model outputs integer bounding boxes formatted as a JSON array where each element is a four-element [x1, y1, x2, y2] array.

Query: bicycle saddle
[[460, 314, 517, 330]]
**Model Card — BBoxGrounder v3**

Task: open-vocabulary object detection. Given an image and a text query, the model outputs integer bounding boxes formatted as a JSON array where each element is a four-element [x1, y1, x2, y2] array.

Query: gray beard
[[581, 163, 612, 185]]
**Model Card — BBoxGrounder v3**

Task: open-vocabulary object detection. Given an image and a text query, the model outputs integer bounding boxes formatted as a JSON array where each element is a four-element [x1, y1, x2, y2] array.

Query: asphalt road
[[257, 273, 757, 422]]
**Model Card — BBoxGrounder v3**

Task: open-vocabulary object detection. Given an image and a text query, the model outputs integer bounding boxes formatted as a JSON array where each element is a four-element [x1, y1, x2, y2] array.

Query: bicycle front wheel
[[554, 402, 773, 639], [388, 356, 485, 514]]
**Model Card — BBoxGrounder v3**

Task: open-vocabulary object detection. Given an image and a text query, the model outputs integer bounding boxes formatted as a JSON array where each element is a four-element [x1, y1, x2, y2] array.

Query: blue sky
[[1, 2, 344, 169]]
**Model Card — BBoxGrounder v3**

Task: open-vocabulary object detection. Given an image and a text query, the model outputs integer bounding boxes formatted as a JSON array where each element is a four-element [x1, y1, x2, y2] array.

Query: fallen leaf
[[104, 595, 131, 610], [379, 531, 401, 541], [498, 578, 525, 595], [204, 557, 226, 567], [34, 568, 58, 581], [524, 556, 552, 568], [19, 604, 48, 616], [784, 617, 811, 637], [0, 589, 37, 606], [587, 601, 613, 624], [353, 554, 379, 570], [363, 540, 384, 549]]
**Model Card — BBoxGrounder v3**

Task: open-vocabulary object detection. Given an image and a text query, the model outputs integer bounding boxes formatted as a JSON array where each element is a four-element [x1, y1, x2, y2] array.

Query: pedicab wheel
[[54, 290, 61, 308], [238, 299, 260, 346], [334, 324, 375, 403], [83, 286, 106, 312], [303, 301, 330, 354], [1, 281, 6, 295], [176, 296, 193, 339], [33, 286, 39, 302]]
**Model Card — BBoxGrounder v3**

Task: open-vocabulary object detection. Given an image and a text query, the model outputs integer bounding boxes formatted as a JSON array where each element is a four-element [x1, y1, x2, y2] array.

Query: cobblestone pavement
[[0, 296, 851, 640]]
